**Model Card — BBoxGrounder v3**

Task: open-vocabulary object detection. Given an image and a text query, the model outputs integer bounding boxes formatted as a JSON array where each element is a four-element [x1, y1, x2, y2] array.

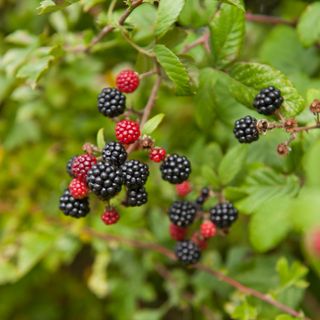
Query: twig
[[139, 69, 157, 80], [180, 32, 211, 54], [245, 13, 296, 27], [85, 0, 143, 52]]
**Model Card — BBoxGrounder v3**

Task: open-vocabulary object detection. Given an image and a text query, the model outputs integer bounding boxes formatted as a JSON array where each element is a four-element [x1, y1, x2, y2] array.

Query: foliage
[[0, 0, 320, 319]]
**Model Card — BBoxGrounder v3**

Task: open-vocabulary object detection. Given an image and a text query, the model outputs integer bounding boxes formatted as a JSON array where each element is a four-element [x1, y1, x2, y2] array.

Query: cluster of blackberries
[[169, 186, 238, 265], [233, 86, 284, 144]]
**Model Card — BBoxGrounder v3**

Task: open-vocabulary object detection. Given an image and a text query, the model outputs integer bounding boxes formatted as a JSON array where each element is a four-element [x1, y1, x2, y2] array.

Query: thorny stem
[[50, 217, 309, 319]]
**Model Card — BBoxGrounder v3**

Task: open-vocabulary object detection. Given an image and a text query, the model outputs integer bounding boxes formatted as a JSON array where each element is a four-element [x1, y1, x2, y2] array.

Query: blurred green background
[[0, 0, 320, 319]]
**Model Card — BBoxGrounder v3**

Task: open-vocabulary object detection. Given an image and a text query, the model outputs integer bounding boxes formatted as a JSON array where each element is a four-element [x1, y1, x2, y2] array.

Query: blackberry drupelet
[[102, 141, 127, 167], [125, 187, 148, 206], [121, 160, 149, 188], [86, 162, 123, 200], [168, 200, 197, 227], [59, 189, 90, 218], [98, 87, 126, 118], [175, 240, 201, 265], [66, 155, 77, 177], [209, 202, 238, 229], [160, 154, 191, 184], [233, 116, 259, 144], [253, 86, 283, 115]]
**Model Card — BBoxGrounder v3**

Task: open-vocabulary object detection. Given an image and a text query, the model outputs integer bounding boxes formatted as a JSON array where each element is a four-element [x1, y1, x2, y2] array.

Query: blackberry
[[59, 189, 90, 218], [209, 202, 238, 229], [124, 187, 148, 207], [66, 156, 77, 177], [98, 87, 126, 118], [175, 240, 201, 265], [253, 86, 283, 115], [121, 160, 149, 188], [168, 200, 197, 227], [160, 154, 191, 184], [201, 187, 210, 197], [102, 141, 127, 167], [86, 162, 123, 200], [195, 195, 206, 206], [233, 116, 259, 144]]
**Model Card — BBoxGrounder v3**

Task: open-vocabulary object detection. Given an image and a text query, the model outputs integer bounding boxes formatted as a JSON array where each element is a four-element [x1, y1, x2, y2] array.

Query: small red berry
[[72, 154, 97, 182], [149, 147, 166, 163], [169, 224, 187, 241], [101, 208, 120, 225], [192, 232, 208, 250], [115, 120, 140, 145], [200, 221, 217, 239], [69, 178, 89, 199], [175, 181, 192, 197], [116, 69, 140, 93]]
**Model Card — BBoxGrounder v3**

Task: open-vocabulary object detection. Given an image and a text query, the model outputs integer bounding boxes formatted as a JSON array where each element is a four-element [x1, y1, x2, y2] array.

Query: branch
[[245, 13, 296, 27], [180, 32, 211, 54]]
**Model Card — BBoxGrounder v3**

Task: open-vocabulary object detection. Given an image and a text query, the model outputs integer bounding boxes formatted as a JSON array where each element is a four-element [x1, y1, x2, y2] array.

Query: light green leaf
[[229, 62, 305, 117], [218, 145, 247, 185], [154, 44, 193, 95], [96, 128, 106, 149], [5, 30, 37, 46], [221, 0, 244, 11], [231, 300, 258, 320], [275, 315, 295, 320], [201, 165, 220, 189], [297, 2, 320, 47], [210, 2, 245, 68], [37, 0, 80, 14], [303, 140, 320, 188], [81, 0, 105, 11], [141, 113, 165, 135], [155, 0, 185, 38], [249, 196, 291, 252]]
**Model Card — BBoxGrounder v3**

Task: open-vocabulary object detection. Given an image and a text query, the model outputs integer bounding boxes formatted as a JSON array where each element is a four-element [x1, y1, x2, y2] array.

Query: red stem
[[245, 13, 296, 26]]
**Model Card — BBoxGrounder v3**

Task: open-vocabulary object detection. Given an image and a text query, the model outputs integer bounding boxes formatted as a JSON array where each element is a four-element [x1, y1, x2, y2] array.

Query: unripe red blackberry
[[160, 154, 191, 184], [168, 200, 197, 227], [124, 186, 148, 207], [200, 221, 217, 238], [115, 120, 140, 145], [191, 232, 208, 250], [253, 86, 283, 115], [175, 240, 201, 265], [102, 141, 127, 167], [69, 178, 89, 199], [101, 208, 120, 225], [98, 87, 126, 118], [59, 189, 90, 218], [86, 162, 123, 200], [121, 160, 149, 188], [175, 180, 192, 197], [116, 69, 140, 93], [209, 202, 238, 229], [149, 147, 166, 163], [233, 116, 259, 144], [169, 224, 187, 241], [66, 155, 77, 177], [72, 154, 97, 182]]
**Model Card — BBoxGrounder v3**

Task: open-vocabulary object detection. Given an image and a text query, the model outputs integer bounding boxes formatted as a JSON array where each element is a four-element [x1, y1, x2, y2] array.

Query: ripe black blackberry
[[160, 154, 191, 184], [59, 189, 90, 218], [86, 162, 123, 200], [168, 200, 197, 227], [209, 202, 238, 229], [253, 86, 283, 115], [121, 160, 149, 188], [124, 187, 148, 207], [102, 141, 127, 167], [175, 240, 201, 265], [233, 116, 259, 144], [66, 155, 77, 177], [98, 87, 126, 118]]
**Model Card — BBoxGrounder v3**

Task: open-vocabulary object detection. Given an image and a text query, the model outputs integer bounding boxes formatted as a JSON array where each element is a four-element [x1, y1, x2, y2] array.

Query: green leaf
[[37, 0, 80, 14], [249, 196, 291, 252], [303, 140, 320, 188], [275, 315, 295, 320], [155, 0, 185, 38], [231, 300, 258, 320], [236, 167, 300, 214], [96, 128, 106, 149], [141, 113, 165, 135], [229, 62, 305, 117], [154, 44, 193, 95], [201, 165, 220, 189], [218, 145, 247, 185], [297, 2, 320, 47], [210, 3, 245, 68], [221, 0, 245, 11]]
